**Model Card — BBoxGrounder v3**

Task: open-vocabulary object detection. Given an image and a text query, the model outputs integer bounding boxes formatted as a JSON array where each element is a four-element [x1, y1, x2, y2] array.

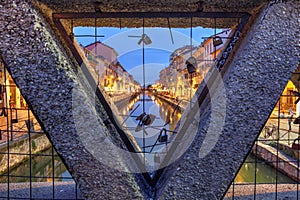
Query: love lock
[[213, 36, 223, 47], [185, 56, 197, 74], [158, 128, 168, 143]]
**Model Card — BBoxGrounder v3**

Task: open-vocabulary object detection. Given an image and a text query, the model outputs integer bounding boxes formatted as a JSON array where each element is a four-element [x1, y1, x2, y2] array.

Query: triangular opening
[[0, 58, 81, 198], [53, 12, 250, 193]]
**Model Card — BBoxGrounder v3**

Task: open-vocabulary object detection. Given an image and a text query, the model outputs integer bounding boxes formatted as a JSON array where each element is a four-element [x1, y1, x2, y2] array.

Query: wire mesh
[[0, 60, 82, 199], [58, 14, 300, 199], [1, 12, 298, 199], [226, 77, 300, 199]]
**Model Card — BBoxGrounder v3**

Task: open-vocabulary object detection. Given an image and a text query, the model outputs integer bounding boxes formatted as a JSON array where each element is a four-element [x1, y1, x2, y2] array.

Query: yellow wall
[[279, 80, 297, 114]]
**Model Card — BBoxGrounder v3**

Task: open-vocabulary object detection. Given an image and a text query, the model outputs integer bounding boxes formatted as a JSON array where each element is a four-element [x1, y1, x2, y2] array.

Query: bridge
[[0, 0, 299, 199]]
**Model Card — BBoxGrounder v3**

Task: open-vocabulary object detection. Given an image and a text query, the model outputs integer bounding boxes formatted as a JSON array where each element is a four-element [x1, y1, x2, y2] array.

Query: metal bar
[[142, 18, 146, 113], [53, 12, 250, 20], [74, 35, 105, 37], [214, 18, 217, 62], [0, 151, 59, 156], [149, 129, 164, 153], [142, 17, 146, 160], [275, 97, 281, 199], [4, 66, 10, 199], [10, 108, 13, 141], [144, 141, 171, 149], [202, 36, 232, 39], [167, 18, 174, 44], [0, 174, 74, 179], [28, 108, 32, 199], [52, 146, 55, 199], [232, 180, 235, 200], [0, 129, 43, 134], [253, 141, 257, 200], [297, 121, 300, 199], [128, 35, 142, 38]]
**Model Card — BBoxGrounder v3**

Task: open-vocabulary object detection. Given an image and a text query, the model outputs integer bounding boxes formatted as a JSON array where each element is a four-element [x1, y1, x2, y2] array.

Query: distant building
[[85, 41, 118, 64], [0, 61, 26, 109], [81, 42, 140, 95], [157, 29, 231, 100], [201, 29, 230, 75]]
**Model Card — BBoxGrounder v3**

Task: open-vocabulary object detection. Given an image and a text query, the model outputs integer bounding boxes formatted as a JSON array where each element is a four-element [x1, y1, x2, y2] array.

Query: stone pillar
[[0, 0, 148, 199], [159, 1, 300, 199]]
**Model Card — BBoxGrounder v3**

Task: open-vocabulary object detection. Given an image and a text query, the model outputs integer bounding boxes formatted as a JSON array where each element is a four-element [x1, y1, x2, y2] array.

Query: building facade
[[156, 29, 231, 102], [81, 42, 140, 96]]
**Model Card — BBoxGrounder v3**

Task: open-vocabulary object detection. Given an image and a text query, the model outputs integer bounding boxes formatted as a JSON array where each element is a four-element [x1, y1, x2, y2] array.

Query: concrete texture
[[35, 0, 267, 28], [159, 1, 300, 199], [224, 184, 300, 200], [0, 182, 82, 199], [0, 0, 299, 200], [0, 0, 148, 199], [37, 0, 267, 13], [2, 182, 300, 200]]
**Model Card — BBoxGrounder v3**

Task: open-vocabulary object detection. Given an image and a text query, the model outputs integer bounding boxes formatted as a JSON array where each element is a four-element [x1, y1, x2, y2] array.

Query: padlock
[[142, 114, 155, 126], [185, 56, 197, 74], [213, 36, 223, 47], [158, 128, 168, 143]]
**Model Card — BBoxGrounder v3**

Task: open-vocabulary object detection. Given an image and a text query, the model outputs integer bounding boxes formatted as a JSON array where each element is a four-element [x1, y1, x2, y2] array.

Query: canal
[[117, 92, 181, 154], [235, 154, 294, 183], [0, 148, 72, 183], [1, 93, 294, 184]]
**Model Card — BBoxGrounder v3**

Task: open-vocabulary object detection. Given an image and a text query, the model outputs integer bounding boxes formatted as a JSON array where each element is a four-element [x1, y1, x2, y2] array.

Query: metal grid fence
[[0, 13, 299, 199], [226, 78, 300, 199], [0, 60, 82, 199]]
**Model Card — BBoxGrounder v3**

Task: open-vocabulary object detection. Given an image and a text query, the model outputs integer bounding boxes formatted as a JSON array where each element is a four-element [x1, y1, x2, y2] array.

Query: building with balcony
[[157, 29, 231, 101]]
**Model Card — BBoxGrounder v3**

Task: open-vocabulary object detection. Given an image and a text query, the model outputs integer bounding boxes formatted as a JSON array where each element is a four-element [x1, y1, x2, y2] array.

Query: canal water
[[1, 93, 294, 184], [0, 148, 72, 183], [117, 93, 181, 154], [235, 154, 294, 183]]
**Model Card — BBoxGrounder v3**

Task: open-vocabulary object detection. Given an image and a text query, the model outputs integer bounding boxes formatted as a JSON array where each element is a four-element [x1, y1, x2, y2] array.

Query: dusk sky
[[74, 27, 219, 85]]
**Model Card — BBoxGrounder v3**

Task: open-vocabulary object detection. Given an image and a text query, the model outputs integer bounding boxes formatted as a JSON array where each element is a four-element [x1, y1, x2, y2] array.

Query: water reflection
[[117, 92, 181, 153], [235, 154, 294, 183], [156, 98, 182, 132], [117, 92, 295, 181], [1, 99, 295, 183], [0, 148, 72, 183]]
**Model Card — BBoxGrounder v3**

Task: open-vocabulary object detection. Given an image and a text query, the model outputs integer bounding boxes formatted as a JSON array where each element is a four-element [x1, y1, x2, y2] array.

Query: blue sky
[[74, 27, 218, 84]]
